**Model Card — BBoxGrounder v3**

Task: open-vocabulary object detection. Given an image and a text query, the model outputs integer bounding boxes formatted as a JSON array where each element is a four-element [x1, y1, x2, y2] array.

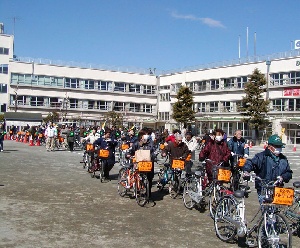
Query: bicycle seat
[[293, 181, 300, 188], [234, 190, 245, 198]]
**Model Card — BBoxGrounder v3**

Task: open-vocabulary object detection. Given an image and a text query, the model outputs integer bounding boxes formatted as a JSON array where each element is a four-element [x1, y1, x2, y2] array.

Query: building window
[[209, 102, 219, 112], [0, 47, 9, 55], [210, 79, 219, 90], [193, 81, 207, 92], [223, 78, 235, 89], [159, 85, 170, 90], [171, 83, 181, 93], [196, 102, 206, 112], [143, 104, 152, 113], [129, 103, 141, 112], [49, 97, 61, 108], [113, 102, 125, 111], [69, 99, 78, 108], [222, 101, 233, 112], [85, 80, 95, 90], [143, 85, 156, 94], [0, 64, 8, 74], [114, 82, 126, 92], [99, 81, 112, 91], [237, 76, 248, 88], [129, 84, 141, 93], [97, 101, 109, 110], [159, 93, 171, 102], [30, 96, 44, 107], [159, 112, 170, 121], [289, 71, 300, 84], [0, 83, 7, 93], [11, 95, 27, 106], [65, 78, 79, 89], [272, 99, 284, 111]]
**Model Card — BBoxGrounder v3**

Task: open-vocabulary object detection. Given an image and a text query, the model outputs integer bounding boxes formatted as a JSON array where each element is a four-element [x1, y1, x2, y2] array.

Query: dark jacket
[[130, 139, 156, 162], [94, 137, 118, 165], [163, 141, 190, 165], [227, 136, 249, 156], [199, 139, 231, 166], [243, 148, 293, 193], [66, 129, 75, 143]]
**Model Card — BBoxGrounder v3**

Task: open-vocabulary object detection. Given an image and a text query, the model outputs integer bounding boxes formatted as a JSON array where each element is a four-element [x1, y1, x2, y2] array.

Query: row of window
[[11, 73, 156, 94], [270, 71, 300, 86], [0, 47, 9, 55], [195, 98, 300, 113], [9, 95, 155, 113], [159, 93, 171, 102], [159, 112, 170, 121], [0, 64, 8, 74]]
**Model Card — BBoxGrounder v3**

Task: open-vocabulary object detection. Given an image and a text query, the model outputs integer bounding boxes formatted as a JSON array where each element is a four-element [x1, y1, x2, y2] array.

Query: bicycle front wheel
[[99, 161, 104, 183], [209, 185, 228, 218], [214, 196, 237, 242], [183, 177, 196, 209], [257, 212, 292, 248], [135, 173, 149, 207], [169, 174, 179, 199]]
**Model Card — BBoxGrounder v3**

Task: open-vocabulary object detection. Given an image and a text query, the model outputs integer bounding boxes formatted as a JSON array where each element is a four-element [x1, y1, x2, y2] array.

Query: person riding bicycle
[[243, 134, 293, 204], [93, 128, 118, 180], [162, 133, 190, 174], [127, 128, 156, 198], [199, 128, 231, 182], [82, 126, 100, 166]]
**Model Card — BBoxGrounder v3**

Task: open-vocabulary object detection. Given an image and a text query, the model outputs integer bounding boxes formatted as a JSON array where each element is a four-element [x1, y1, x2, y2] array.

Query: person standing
[[66, 126, 75, 151], [183, 131, 198, 175], [243, 134, 293, 204], [0, 123, 5, 152], [227, 129, 249, 166], [45, 122, 57, 151]]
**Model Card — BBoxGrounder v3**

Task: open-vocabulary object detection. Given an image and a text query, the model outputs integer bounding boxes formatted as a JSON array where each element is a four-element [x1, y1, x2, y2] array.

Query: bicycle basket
[[216, 167, 232, 183], [238, 158, 246, 167], [172, 159, 185, 170], [159, 144, 165, 150], [86, 144, 94, 152], [137, 161, 153, 172], [98, 149, 109, 158], [121, 144, 129, 150], [272, 187, 294, 206]]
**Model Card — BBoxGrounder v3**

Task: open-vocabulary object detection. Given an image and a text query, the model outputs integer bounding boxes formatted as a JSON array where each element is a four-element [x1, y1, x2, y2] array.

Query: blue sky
[[1, 0, 299, 71]]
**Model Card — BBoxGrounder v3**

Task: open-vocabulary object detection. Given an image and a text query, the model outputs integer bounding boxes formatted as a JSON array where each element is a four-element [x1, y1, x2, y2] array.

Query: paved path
[[0, 140, 299, 247]]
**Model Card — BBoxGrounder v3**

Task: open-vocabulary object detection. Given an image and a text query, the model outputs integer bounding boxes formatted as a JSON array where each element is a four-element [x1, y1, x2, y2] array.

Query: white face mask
[[273, 148, 282, 155], [143, 135, 149, 141], [215, 136, 223, 142]]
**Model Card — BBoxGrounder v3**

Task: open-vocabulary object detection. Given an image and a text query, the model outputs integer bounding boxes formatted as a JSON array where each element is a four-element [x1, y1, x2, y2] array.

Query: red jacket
[[199, 139, 231, 166], [165, 134, 175, 143]]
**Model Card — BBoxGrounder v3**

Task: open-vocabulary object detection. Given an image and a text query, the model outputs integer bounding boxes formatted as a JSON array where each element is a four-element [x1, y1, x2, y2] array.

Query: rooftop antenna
[[254, 32, 257, 58], [8, 16, 20, 36], [238, 35, 241, 62], [246, 27, 249, 61]]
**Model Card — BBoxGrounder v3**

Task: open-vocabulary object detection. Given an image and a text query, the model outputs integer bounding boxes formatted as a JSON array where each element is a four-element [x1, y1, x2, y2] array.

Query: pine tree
[[104, 111, 123, 128], [238, 68, 270, 145], [172, 86, 195, 127]]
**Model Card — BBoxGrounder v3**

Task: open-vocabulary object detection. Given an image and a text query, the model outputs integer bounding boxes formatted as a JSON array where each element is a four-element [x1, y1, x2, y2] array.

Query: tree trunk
[[255, 128, 260, 146]]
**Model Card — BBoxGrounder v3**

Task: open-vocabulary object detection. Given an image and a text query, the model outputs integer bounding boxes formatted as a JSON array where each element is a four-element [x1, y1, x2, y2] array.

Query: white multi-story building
[[1, 23, 300, 144]]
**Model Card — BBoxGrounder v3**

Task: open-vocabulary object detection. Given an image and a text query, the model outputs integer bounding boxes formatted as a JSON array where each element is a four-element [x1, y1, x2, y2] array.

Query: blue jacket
[[243, 148, 293, 193], [227, 137, 249, 156], [94, 137, 118, 165]]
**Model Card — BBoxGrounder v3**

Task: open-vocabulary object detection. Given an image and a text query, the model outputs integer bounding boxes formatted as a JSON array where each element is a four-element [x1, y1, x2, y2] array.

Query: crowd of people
[[1, 122, 293, 205]]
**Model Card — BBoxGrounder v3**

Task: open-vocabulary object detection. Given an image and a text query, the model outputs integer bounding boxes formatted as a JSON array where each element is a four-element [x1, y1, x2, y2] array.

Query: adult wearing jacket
[[243, 134, 292, 204], [199, 129, 231, 182], [129, 129, 156, 198], [66, 126, 75, 151], [93, 128, 118, 180], [0, 123, 5, 151], [227, 129, 249, 166], [183, 131, 198, 175]]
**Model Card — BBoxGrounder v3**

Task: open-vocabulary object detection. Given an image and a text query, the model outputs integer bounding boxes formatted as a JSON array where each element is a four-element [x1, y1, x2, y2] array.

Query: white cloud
[[171, 11, 225, 28]]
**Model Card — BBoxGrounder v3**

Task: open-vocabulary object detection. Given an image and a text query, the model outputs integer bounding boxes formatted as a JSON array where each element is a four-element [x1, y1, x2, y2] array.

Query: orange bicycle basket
[[121, 144, 129, 150], [172, 159, 185, 170], [238, 158, 246, 167], [86, 144, 94, 152], [217, 167, 231, 183], [98, 149, 109, 158], [137, 161, 152, 172], [159, 144, 165, 150], [272, 187, 294, 206]]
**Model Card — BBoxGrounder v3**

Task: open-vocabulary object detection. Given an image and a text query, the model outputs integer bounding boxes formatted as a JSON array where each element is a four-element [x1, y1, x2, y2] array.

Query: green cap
[[268, 134, 285, 147]]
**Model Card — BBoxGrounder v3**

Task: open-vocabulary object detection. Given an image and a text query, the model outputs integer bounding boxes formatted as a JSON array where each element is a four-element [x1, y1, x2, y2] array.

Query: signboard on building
[[283, 88, 300, 96]]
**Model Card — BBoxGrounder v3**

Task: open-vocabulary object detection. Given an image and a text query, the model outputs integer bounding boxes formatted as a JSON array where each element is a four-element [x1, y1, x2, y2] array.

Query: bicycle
[[117, 157, 150, 206], [157, 162, 173, 191], [284, 181, 300, 236], [81, 143, 94, 170], [214, 175, 293, 247], [168, 158, 187, 199], [183, 160, 232, 217], [230, 154, 250, 194]]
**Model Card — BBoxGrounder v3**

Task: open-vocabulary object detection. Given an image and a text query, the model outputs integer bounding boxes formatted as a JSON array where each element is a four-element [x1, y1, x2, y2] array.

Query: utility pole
[[266, 60, 271, 101]]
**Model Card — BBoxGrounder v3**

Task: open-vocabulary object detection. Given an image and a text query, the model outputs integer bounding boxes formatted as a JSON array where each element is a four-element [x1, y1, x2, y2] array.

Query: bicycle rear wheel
[[214, 196, 237, 242], [99, 160, 104, 183], [118, 168, 129, 197], [257, 212, 292, 248], [183, 177, 196, 209], [169, 174, 179, 199], [135, 173, 149, 206]]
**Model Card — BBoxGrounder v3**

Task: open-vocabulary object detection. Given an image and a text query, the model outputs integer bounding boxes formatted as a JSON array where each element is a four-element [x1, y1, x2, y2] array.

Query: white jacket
[[83, 132, 100, 144], [45, 126, 57, 138], [183, 137, 198, 152]]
